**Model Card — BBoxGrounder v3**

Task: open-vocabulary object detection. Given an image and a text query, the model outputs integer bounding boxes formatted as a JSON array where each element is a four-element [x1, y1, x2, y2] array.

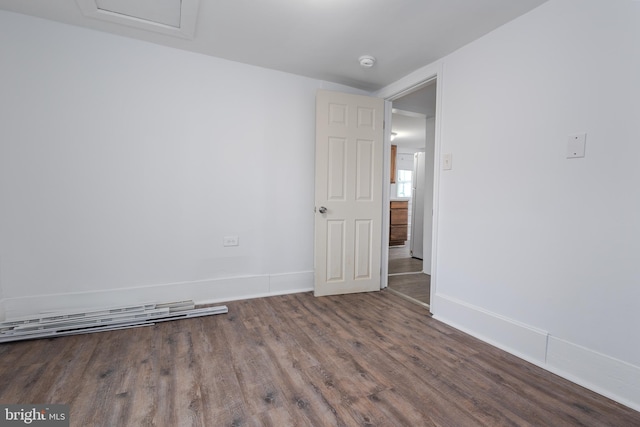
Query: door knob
[[318, 206, 328, 214]]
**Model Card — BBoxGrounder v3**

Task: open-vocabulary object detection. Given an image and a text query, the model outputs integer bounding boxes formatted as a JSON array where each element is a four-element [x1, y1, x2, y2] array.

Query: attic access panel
[[76, 0, 199, 39], [96, 0, 181, 28]]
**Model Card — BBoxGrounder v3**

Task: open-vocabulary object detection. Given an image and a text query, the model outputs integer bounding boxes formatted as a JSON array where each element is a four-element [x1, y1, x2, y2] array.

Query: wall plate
[[567, 133, 586, 158]]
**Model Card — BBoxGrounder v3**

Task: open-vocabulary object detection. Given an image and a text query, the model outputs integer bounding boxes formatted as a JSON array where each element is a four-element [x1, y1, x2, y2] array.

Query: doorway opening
[[386, 80, 437, 309]]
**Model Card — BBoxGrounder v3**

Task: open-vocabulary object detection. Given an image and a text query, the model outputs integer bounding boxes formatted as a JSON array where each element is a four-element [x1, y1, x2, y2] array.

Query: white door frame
[[378, 64, 443, 312]]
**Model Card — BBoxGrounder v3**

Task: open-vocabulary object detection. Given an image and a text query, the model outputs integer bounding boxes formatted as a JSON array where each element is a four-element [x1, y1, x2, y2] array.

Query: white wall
[[0, 11, 363, 317], [380, 0, 640, 411], [3, 0, 639, 411]]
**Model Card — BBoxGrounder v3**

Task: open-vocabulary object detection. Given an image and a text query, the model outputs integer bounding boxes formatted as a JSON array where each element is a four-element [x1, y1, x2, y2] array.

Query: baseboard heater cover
[[0, 301, 228, 343]]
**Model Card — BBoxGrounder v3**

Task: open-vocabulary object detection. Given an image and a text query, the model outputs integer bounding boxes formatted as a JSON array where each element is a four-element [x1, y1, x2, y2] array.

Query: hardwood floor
[[388, 243, 429, 306], [387, 273, 430, 305], [1, 291, 639, 426], [388, 245, 422, 274]]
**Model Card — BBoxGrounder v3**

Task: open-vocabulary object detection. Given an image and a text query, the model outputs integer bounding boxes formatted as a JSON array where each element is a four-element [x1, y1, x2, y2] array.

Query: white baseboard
[[269, 271, 316, 295], [432, 294, 640, 412], [2, 271, 314, 319], [432, 294, 549, 365], [546, 336, 640, 412]]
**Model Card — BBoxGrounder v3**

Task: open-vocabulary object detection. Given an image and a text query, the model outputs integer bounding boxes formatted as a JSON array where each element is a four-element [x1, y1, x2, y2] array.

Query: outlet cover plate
[[223, 236, 239, 247], [567, 133, 586, 158]]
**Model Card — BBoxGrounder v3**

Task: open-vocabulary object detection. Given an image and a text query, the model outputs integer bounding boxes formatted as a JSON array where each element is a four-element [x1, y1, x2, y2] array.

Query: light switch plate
[[443, 153, 452, 170], [567, 133, 586, 158]]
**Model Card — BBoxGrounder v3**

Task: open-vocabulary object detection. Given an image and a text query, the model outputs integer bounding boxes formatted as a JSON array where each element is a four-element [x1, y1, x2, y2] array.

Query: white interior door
[[314, 90, 384, 296]]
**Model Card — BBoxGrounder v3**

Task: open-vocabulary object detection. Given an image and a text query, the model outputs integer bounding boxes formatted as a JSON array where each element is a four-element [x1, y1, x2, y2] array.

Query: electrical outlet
[[223, 236, 239, 247]]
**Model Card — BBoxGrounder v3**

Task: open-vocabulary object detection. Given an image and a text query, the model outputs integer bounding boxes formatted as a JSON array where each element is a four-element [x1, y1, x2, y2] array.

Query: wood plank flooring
[[388, 245, 422, 274], [388, 243, 430, 306], [1, 291, 639, 426], [387, 273, 430, 305]]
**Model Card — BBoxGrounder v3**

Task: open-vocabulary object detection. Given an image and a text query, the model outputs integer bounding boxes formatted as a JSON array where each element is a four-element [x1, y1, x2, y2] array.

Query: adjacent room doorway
[[313, 77, 440, 307], [386, 80, 437, 309]]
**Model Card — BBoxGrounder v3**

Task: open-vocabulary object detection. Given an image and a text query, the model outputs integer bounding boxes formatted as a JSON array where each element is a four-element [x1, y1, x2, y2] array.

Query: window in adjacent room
[[396, 169, 413, 198]]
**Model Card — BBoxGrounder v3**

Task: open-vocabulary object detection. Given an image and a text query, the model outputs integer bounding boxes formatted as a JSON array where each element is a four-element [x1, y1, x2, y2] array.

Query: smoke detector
[[359, 55, 376, 68]]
